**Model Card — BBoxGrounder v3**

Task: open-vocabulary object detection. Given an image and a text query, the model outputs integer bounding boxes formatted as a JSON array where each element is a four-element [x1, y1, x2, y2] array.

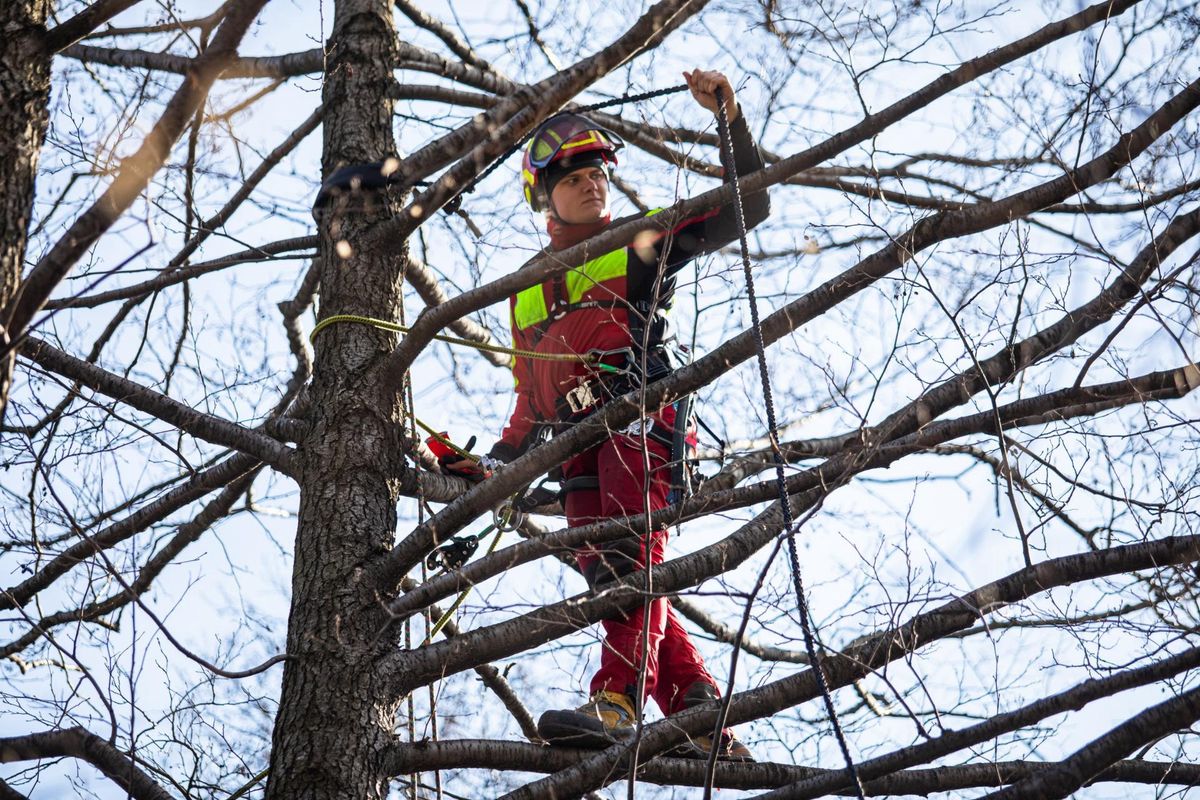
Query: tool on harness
[[425, 533, 481, 572], [493, 496, 527, 531], [424, 497, 520, 583], [667, 391, 696, 506], [424, 500, 523, 572], [423, 521, 506, 644]]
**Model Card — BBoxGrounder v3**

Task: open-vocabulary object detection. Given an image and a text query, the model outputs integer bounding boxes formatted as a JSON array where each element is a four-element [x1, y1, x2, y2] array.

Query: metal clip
[[426, 536, 479, 572], [493, 500, 526, 532], [586, 347, 636, 377], [564, 380, 599, 414]]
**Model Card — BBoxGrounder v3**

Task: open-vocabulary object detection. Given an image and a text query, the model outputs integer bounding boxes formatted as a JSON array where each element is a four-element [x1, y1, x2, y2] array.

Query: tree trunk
[[0, 0, 52, 422], [265, 1, 409, 798]]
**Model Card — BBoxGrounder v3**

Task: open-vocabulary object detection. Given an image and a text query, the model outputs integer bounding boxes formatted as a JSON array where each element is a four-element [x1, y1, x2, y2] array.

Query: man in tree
[[446, 69, 769, 760]]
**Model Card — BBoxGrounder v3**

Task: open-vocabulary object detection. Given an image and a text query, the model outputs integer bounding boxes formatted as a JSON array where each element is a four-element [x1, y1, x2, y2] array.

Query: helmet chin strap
[[544, 192, 565, 224]]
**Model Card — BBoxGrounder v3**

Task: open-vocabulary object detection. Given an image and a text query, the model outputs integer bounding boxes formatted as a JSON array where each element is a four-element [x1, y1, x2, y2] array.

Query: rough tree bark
[[263, 2, 410, 798], [0, 0, 51, 421]]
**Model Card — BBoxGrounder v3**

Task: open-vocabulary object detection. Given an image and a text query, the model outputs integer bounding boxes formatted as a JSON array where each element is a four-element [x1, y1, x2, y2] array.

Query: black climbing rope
[[712, 87, 867, 799]]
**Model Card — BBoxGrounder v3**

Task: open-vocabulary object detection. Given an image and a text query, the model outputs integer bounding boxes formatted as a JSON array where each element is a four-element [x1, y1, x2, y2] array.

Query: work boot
[[538, 690, 637, 748], [669, 682, 755, 762]]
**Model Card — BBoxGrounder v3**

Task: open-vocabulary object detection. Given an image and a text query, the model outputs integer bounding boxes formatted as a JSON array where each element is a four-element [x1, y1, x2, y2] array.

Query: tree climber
[[444, 69, 770, 760]]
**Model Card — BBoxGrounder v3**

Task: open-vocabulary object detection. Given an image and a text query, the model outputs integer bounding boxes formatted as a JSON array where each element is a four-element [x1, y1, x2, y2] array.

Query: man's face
[[549, 166, 610, 224]]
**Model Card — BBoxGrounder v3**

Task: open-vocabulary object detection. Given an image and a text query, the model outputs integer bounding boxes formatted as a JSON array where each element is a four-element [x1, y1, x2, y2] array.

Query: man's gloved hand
[[682, 68, 739, 122], [427, 434, 500, 482]]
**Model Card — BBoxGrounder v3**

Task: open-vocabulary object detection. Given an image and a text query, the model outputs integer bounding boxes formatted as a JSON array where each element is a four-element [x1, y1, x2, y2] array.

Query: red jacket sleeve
[[487, 298, 540, 463]]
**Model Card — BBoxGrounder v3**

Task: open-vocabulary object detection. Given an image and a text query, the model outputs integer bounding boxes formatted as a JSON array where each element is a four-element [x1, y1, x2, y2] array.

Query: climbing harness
[[714, 88, 866, 798]]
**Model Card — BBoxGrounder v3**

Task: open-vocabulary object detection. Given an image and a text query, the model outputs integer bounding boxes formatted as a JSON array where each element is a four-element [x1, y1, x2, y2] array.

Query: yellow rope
[[309, 313, 595, 364]]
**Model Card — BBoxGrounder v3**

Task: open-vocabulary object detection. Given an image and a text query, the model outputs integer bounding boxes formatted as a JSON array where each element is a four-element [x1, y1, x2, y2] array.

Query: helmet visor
[[527, 114, 625, 170]]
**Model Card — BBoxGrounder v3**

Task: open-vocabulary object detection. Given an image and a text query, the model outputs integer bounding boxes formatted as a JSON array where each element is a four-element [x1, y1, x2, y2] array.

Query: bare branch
[[6, 0, 274, 346], [46, 235, 318, 310], [0, 452, 258, 611], [0, 726, 173, 800], [393, 0, 496, 74], [60, 42, 324, 78], [20, 337, 297, 473], [45, 0, 147, 52], [981, 685, 1200, 799]]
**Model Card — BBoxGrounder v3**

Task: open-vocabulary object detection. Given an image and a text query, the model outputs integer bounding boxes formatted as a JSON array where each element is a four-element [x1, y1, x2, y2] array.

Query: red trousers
[[563, 408, 716, 715]]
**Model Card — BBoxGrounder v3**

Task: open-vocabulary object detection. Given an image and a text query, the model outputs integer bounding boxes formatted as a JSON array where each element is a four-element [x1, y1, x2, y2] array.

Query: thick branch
[[0, 726, 172, 800], [390, 358, 1198, 676], [981, 685, 1200, 799], [44, 0, 145, 52], [384, 742, 1200, 794], [60, 42, 324, 78]]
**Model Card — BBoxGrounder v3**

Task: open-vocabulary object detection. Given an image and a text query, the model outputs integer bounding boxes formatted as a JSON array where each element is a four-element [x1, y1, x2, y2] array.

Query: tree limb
[[5, 0, 273, 344], [0, 726, 173, 800], [44, 0, 146, 52], [20, 337, 297, 473], [495, 535, 1200, 798]]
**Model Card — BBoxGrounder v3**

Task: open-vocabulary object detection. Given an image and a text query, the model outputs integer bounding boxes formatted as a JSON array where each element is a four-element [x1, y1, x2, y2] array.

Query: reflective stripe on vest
[[513, 282, 549, 331], [512, 249, 629, 330]]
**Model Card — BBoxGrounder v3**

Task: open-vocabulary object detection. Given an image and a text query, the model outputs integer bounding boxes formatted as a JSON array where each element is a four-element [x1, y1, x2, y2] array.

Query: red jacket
[[488, 115, 769, 463]]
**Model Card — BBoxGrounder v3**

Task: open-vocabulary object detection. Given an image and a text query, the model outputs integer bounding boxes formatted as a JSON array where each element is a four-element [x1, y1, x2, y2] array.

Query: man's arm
[[626, 71, 770, 295], [487, 383, 539, 463]]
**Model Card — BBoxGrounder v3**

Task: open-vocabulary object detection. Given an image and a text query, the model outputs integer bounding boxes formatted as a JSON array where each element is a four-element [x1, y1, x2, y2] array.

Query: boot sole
[[669, 741, 756, 762], [537, 710, 633, 749]]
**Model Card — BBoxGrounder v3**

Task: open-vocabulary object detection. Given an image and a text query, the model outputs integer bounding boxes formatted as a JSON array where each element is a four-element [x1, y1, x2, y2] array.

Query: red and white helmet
[[521, 113, 624, 211]]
